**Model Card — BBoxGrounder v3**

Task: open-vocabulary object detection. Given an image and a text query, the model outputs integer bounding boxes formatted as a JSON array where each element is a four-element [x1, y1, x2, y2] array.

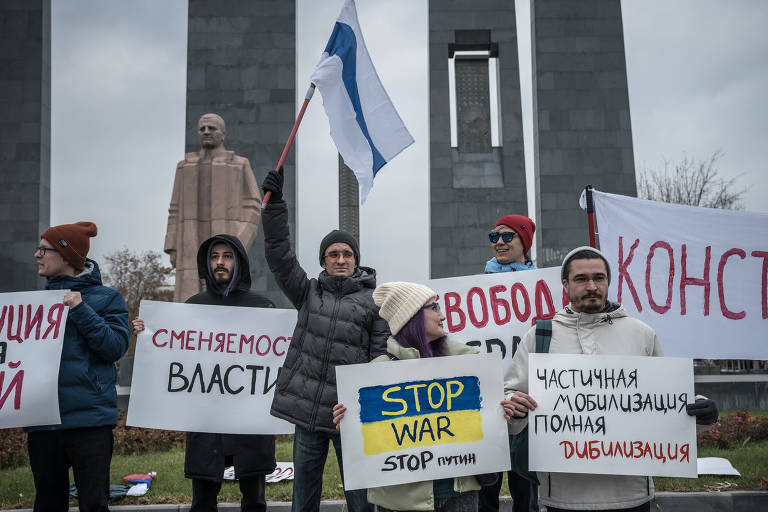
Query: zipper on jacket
[[308, 286, 343, 429]]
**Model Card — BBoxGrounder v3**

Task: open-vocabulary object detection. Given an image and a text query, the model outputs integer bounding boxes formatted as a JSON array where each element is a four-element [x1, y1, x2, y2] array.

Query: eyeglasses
[[422, 302, 441, 313], [35, 246, 57, 256], [488, 232, 517, 244], [324, 250, 355, 261]]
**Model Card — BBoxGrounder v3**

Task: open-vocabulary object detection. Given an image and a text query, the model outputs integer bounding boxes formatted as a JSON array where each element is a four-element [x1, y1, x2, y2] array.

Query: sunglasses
[[488, 232, 517, 244]]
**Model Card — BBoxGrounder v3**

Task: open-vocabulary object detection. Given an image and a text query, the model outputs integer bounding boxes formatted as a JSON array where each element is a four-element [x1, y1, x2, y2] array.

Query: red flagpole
[[262, 83, 316, 207], [585, 185, 597, 248]]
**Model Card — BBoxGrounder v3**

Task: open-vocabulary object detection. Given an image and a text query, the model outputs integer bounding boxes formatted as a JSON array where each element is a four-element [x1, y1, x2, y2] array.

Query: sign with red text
[[1, 290, 69, 428], [421, 268, 565, 371], [127, 300, 295, 434], [592, 189, 768, 358], [528, 353, 697, 477], [336, 354, 510, 490]]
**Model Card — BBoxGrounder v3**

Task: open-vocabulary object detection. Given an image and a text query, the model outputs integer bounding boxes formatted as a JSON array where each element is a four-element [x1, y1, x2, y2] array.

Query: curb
[[2, 493, 768, 512]]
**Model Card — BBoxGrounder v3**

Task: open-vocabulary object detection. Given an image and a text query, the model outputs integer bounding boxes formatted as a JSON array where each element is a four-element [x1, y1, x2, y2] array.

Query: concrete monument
[[164, 113, 261, 302]]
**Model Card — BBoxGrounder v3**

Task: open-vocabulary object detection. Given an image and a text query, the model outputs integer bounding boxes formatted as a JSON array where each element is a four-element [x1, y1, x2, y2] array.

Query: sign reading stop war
[[127, 300, 295, 434], [528, 353, 697, 478], [592, 189, 768, 359], [336, 354, 510, 490], [1, 290, 69, 428], [421, 268, 565, 370]]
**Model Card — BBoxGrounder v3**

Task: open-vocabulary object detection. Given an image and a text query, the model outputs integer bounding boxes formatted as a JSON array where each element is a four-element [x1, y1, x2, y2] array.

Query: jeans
[[27, 427, 114, 512], [190, 476, 266, 512], [291, 425, 372, 512]]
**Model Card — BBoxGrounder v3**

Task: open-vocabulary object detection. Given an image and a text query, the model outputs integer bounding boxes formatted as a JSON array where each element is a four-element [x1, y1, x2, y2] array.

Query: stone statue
[[164, 113, 262, 302]]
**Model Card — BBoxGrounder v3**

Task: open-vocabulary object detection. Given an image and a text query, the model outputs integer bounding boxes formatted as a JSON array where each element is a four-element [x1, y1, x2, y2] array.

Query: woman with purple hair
[[333, 282, 482, 512]]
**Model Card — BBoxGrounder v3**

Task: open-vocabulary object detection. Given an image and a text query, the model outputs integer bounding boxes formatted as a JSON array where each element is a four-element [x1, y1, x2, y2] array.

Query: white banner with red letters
[[127, 300, 295, 434], [591, 189, 768, 359], [528, 353, 697, 477], [0, 290, 69, 428], [420, 267, 565, 372]]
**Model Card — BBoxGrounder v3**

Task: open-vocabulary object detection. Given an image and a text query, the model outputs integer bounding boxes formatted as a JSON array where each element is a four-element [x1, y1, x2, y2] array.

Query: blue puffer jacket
[[25, 259, 130, 431]]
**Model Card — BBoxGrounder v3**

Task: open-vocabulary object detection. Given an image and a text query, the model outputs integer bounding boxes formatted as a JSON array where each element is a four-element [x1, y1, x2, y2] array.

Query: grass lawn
[[1, 437, 766, 509]]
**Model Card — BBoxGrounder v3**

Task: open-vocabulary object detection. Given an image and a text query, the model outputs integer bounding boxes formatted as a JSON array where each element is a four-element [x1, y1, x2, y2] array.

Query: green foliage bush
[[0, 427, 26, 469], [0, 412, 184, 469], [698, 410, 768, 449]]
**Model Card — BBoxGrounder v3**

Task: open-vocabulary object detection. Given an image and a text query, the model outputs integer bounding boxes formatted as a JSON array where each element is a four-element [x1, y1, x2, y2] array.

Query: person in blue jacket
[[481, 214, 539, 512], [26, 221, 130, 512]]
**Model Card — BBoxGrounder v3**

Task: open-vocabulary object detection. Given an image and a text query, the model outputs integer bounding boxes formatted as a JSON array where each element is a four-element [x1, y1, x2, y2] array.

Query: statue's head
[[198, 113, 226, 150]]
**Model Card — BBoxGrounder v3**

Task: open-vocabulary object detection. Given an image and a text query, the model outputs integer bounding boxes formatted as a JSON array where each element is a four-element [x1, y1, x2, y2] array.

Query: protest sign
[[421, 268, 565, 370], [127, 300, 295, 434], [336, 354, 510, 490], [591, 189, 768, 358], [0, 290, 69, 428], [528, 353, 697, 477]]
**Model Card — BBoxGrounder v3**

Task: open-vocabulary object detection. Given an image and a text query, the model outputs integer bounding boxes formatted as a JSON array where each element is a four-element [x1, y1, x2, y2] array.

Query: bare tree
[[103, 249, 174, 356], [637, 150, 746, 210]]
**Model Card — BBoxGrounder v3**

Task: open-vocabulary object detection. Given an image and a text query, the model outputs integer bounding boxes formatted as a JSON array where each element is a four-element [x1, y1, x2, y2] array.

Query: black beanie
[[319, 230, 360, 267]]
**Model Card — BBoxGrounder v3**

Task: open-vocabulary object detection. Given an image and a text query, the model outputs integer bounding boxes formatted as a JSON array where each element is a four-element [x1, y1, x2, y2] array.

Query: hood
[[45, 259, 103, 291], [554, 301, 626, 328], [196, 234, 251, 296]]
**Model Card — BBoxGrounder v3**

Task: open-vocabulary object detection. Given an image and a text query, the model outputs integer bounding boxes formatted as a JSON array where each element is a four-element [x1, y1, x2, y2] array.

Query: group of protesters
[[27, 165, 718, 512]]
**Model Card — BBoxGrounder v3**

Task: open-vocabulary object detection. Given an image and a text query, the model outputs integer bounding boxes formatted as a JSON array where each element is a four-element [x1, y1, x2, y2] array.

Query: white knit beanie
[[373, 282, 437, 335]]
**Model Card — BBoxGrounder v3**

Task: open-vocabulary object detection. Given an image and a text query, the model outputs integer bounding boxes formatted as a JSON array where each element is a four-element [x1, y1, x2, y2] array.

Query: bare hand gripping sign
[[0, 291, 69, 428], [337, 354, 510, 490], [127, 300, 295, 434], [528, 354, 697, 478]]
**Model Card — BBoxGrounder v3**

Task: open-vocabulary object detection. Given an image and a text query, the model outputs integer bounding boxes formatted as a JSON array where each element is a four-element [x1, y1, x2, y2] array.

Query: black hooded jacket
[[183, 234, 277, 481]]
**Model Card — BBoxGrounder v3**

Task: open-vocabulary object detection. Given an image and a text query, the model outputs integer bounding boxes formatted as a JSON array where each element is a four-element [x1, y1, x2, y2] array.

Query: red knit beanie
[[494, 215, 536, 254], [41, 222, 98, 271]]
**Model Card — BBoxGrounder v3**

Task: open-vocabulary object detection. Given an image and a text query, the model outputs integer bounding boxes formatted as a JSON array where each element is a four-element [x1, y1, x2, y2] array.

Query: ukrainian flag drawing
[[358, 376, 483, 455]]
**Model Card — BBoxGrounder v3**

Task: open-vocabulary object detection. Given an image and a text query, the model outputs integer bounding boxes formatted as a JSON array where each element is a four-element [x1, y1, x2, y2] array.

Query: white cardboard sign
[[421, 268, 565, 371], [127, 300, 295, 434], [0, 290, 69, 428], [336, 354, 510, 490], [592, 189, 768, 359], [528, 353, 697, 478]]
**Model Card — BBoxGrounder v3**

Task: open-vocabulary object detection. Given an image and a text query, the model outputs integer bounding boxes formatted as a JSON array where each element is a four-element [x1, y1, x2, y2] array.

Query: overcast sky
[[50, 0, 768, 282]]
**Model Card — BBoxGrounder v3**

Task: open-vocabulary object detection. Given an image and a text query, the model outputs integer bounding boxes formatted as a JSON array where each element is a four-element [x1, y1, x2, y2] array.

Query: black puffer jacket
[[263, 200, 389, 434], [183, 234, 276, 481]]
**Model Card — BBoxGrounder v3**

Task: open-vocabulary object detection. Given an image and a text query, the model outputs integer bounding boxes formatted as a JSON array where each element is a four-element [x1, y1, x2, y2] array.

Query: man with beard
[[500, 246, 718, 512], [134, 234, 275, 512]]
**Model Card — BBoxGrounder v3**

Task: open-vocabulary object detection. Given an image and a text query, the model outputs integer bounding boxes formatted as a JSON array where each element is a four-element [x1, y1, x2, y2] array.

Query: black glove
[[262, 168, 284, 201], [686, 398, 718, 425]]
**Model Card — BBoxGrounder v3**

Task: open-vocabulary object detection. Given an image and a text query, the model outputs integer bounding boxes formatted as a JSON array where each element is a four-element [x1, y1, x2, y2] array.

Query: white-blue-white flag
[[310, 0, 414, 204]]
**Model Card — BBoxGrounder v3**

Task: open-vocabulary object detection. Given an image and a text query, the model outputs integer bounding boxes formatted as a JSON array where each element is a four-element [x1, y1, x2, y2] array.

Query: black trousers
[[479, 471, 539, 512], [27, 426, 113, 512], [190, 476, 267, 512]]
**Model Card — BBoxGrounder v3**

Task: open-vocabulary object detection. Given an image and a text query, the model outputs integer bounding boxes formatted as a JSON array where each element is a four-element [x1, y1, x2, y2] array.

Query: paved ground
[[3, 493, 768, 512]]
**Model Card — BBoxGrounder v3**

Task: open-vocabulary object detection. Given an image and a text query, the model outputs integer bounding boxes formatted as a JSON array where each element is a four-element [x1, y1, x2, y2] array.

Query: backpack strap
[[535, 319, 552, 354]]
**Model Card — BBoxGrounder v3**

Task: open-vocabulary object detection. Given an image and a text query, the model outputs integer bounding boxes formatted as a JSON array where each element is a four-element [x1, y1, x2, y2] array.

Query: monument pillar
[[428, 0, 527, 278], [0, 0, 51, 292], [532, 0, 637, 267]]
